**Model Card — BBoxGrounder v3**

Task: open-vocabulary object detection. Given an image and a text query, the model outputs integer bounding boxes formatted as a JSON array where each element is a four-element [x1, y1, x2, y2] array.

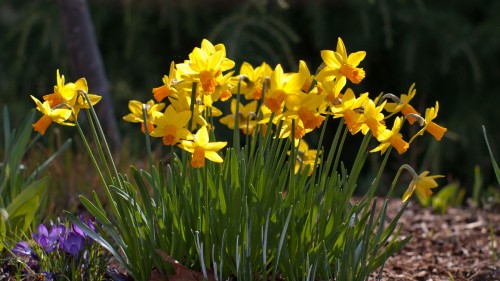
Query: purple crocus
[[40, 271, 56, 281], [61, 232, 85, 258], [49, 224, 67, 241], [32, 224, 57, 252], [11, 241, 39, 269], [11, 241, 33, 257]]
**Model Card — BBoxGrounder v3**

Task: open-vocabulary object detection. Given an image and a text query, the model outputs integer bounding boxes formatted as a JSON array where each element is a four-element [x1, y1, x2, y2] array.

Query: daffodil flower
[[409, 101, 447, 142], [31, 70, 102, 134], [383, 83, 419, 124], [318, 79, 344, 108], [42, 71, 101, 117], [43, 69, 78, 107], [123, 100, 165, 133], [153, 61, 180, 102], [235, 61, 272, 100], [150, 105, 192, 145], [316, 37, 366, 84], [31, 96, 74, 135], [169, 92, 207, 129], [278, 119, 311, 142], [352, 99, 387, 138], [176, 39, 235, 95], [370, 116, 409, 155], [178, 126, 227, 168], [279, 91, 326, 130], [402, 171, 444, 202], [219, 99, 258, 135], [291, 140, 320, 176], [330, 88, 369, 134], [263, 64, 307, 113]]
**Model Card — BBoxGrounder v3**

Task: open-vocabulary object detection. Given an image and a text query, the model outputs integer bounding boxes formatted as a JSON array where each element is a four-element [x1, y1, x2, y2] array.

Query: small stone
[[416, 270, 428, 278]]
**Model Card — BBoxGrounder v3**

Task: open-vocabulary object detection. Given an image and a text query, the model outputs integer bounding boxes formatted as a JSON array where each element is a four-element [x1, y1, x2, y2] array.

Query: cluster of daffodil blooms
[[31, 38, 446, 203], [31, 70, 101, 135]]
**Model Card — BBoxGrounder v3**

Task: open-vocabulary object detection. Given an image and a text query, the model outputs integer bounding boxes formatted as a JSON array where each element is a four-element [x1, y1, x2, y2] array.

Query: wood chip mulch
[[371, 199, 500, 281]]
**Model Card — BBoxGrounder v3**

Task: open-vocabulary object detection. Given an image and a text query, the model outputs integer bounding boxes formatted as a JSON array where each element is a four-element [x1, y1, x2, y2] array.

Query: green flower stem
[[78, 91, 124, 225], [203, 164, 210, 265], [141, 104, 154, 172], [347, 132, 372, 196], [249, 77, 270, 157], [320, 119, 345, 184], [233, 77, 243, 154], [78, 90, 122, 189], [182, 82, 198, 175], [74, 117, 106, 188], [74, 118, 116, 213], [310, 114, 329, 185], [366, 146, 393, 200], [188, 82, 197, 132], [84, 109, 113, 183], [386, 164, 418, 199], [289, 120, 296, 201], [245, 115, 251, 160], [170, 144, 174, 166]]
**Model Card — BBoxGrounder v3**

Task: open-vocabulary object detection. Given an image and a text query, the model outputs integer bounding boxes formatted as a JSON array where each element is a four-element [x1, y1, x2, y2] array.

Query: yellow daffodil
[[236, 61, 272, 100], [292, 140, 320, 176], [210, 71, 235, 103], [32, 70, 101, 134], [169, 92, 207, 129], [383, 83, 421, 125], [330, 88, 369, 134], [72, 78, 102, 113], [409, 101, 447, 143], [402, 171, 444, 202], [31, 96, 74, 135], [43, 69, 77, 108], [278, 118, 312, 142], [153, 61, 180, 102], [42, 70, 101, 117], [150, 105, 193, 145], [280, 92, 326, 130], [370, 116, 409, 155], [263, 64, 306, 113], [352, 99, 387, 138], [178, 126, 227, 168], [319, 79, 343, 105], [123, 100, 165, 133], [297, 60, 316, 93], [219, 99, 258, 134], [176, 39, 235, 95], [316, 37, 366, 84]]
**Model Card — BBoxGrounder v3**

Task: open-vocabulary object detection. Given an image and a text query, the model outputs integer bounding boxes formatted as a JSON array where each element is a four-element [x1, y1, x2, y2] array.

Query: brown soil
[[372, 199, 500, 281]]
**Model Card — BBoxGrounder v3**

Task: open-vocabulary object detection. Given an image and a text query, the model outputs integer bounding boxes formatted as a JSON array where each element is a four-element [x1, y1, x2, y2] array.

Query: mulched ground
[[372, 199, 500, 281]]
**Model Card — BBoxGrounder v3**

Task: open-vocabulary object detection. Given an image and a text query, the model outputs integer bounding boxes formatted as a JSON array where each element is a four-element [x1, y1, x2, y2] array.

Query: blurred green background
[[1, 0, 499, 204]]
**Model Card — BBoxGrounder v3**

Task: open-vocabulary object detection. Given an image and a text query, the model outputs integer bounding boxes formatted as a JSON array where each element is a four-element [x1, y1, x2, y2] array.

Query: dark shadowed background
[[1, 0, 499, 201]]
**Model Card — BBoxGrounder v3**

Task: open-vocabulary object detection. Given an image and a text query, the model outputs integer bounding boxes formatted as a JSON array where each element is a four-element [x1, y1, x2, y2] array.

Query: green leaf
[[218, 181, 227, 214], [5, 177, 47, 233], [6, 196, 39, 235], [79, 195, 111, 225], [0, 208, 7, 251], [5, 177, 47, 214]]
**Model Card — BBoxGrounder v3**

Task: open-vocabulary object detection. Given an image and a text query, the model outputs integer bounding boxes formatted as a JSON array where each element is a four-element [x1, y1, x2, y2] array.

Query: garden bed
[[373, 199, 500, 281]]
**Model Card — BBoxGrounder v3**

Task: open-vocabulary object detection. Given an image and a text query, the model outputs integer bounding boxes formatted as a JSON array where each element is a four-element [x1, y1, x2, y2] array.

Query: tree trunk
[[57, 0, 121, 151]]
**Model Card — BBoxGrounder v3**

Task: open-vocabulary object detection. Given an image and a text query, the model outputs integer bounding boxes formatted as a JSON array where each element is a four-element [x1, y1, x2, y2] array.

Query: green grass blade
[[79, 195, 111, 225], [482, 125, 500, 184]]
